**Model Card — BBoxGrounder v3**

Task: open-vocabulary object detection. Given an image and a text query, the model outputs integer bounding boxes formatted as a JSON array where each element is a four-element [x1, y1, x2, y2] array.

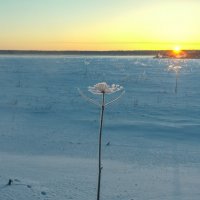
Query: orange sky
[[0, 0, 200, 50]]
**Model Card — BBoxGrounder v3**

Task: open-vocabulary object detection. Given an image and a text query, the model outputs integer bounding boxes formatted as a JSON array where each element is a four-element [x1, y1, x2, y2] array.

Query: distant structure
[[155, 50, 200, 59]]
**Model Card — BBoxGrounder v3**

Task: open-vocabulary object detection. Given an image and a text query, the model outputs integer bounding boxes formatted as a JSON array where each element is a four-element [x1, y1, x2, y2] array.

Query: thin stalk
[[97, 92, 105, 200], [175, 73, 178, 94]]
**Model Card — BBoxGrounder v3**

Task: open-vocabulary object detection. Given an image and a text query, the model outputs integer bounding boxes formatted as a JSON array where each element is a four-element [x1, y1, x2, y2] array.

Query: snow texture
[[0, 55, 200, 200]]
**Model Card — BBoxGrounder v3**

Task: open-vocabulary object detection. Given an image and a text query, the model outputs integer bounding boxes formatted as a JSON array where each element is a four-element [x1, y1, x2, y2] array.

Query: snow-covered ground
[[0, 55, 200, 199]]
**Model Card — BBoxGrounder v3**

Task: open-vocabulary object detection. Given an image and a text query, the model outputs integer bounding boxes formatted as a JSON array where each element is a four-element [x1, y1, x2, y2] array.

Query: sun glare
[[173, 46, 181, 53]]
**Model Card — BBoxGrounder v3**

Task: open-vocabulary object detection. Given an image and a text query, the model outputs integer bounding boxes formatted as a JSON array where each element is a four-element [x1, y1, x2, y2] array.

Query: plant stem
[[175, 73, 178, 94], [97, 93, 105, 200]]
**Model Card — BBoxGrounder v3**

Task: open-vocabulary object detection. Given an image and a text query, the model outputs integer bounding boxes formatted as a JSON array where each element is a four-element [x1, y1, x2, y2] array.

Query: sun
[[173, 46, 181, 53]]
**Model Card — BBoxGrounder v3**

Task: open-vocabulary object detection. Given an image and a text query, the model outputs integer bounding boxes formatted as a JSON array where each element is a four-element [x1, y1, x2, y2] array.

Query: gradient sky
[[0, 0, 200, 50]]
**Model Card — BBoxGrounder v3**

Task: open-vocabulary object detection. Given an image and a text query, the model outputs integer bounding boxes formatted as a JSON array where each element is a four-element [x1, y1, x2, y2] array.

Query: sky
[[0, 0, 200, 50]]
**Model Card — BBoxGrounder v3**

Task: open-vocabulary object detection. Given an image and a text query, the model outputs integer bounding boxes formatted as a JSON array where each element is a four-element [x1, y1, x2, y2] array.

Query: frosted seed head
[[167, 65, 182, 73], [88, 82, 123, 95]]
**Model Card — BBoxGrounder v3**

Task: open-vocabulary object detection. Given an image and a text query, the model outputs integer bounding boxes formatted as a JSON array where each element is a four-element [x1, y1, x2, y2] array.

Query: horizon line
[[1, 49, 200, 52], [0, 49, 200, 52]]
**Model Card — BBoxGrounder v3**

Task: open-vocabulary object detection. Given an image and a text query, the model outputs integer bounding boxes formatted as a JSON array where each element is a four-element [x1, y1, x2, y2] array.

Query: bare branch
[[105, 90, 125, 107], [77, 88, 101, 107]]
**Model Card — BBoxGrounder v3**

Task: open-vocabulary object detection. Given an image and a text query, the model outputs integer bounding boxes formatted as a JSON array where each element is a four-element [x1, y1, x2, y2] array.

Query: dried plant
[[168, 65, 182, 94], [78, 82, 124, 200]]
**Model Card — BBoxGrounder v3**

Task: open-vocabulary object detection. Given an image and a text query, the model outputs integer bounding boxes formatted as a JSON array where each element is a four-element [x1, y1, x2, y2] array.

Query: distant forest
[[0, 50, 200, 58], [0, 50, 159, 56]]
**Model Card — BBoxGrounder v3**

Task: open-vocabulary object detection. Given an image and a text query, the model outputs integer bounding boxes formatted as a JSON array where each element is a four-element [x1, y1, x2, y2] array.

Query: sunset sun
[[173, 46, 181, 53]]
